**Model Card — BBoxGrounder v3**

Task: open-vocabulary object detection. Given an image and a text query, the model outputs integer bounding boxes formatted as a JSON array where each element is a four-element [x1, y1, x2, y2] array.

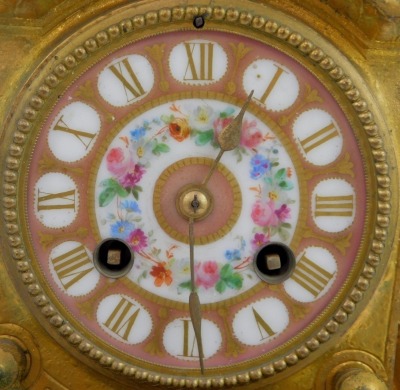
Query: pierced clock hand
[[188, 197, 205, 374], [202, 90, 254, 186]]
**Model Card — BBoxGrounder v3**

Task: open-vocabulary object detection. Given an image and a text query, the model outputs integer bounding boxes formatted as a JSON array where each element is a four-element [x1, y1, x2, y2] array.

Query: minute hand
[[188, 216, 204, 374], [201, 90, 254, 187]]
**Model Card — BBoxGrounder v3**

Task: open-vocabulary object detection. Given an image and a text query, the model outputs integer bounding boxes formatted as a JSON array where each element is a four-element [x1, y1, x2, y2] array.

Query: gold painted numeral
[[291, 254, 334, 297], [315, 195, 354, 217], [51, 244, 93, 290], [299, 122, 340, 154], [184, 42, 214, 81], [252, 307, 275, 340], [256, 65, 285, 105], [179, 319, 198, 358], [103, 297, 140, 341], [109, 58, 146, 101], [53, 115, 97, 149], [37, 189, 76, 211]]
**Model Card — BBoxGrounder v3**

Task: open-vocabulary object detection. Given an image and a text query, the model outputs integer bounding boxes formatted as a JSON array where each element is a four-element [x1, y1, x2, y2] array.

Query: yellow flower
[[136, 146, 144, 158], [269, 191, 278, 200]]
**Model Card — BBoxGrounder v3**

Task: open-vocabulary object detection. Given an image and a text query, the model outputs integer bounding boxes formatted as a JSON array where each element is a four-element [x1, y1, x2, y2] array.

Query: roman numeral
[[315, 194, 354, 217], [298, 122, 340, 154], [108, 58, 146, 101], [37, 189, 76, 211], [103, 297, 140, 341], [291, 254, 334, 297], [184, 42, 214, 81], [179, 319, 198, 358], [51, 244, 93, 290], [53, 115, 97, 149], [256, 65, 285, 105], [252, 307, 275, 340]]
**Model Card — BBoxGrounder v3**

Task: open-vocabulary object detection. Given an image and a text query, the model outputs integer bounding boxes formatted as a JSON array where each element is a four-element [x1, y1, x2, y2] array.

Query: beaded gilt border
[[2, 5, 392, 388]]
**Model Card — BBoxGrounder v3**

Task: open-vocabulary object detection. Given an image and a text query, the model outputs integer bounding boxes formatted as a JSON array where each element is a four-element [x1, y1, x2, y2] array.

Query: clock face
[[4, 6, 389, 386]]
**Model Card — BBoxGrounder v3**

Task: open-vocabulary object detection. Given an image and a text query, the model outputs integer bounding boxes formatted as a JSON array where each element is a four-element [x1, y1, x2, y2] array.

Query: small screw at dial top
[[193, 14, 206, 29]]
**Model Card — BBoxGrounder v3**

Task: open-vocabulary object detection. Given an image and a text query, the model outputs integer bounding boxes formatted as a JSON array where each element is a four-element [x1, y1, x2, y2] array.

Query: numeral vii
[[103, 297, 140, 341]]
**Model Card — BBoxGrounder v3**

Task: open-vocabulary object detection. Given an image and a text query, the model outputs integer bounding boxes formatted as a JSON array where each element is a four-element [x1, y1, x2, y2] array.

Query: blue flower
[[110, 221, 135, 240], [250, 165, 266, 180], [120, 200, 141, 213], [250, 154, 270, 180], [251, 154, 269, 169], [225, 249, 241, 261], [130, 126, 146, 141]]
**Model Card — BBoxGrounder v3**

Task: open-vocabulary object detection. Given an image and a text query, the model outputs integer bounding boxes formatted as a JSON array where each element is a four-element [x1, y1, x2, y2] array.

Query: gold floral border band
[[1, 3, 393, 387]]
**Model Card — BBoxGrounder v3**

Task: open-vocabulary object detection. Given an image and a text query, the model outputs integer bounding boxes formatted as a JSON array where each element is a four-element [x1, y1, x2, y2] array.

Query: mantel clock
[[0, 1, 398, 389]]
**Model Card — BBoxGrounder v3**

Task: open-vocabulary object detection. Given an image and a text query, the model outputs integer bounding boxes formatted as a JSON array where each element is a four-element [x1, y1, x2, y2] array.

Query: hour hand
[[202, 90, 254, 186]]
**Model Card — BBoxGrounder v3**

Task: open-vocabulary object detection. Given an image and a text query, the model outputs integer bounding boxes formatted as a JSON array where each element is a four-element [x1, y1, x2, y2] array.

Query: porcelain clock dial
[[5, 8, 389, 387]]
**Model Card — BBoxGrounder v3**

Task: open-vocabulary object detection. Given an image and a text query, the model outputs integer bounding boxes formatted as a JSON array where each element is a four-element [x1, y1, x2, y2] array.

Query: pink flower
[[106, 147, 128, 177], [251, 199, 279, 227], [195, 261, 219, 289], [251, 233, 269, 250], [275, 204, 291, 222], [127, 228, 148, 251], [241, 119, 263, 148], [118, 163, 145, 188], [213, 117, 234, 134]]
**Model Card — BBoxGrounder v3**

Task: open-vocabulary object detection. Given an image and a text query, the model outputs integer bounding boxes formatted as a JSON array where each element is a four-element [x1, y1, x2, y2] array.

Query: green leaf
[[220, 107, 235, 118], [100, 178, 128, 197], [137, 270, 148, 284], [278, 227, 290, 241], [99, 187, 117, 207], [279, 180, 294, 190], [220, 263, 233, 279], [215, 280, 227, 294], [179, 281, 192, 290], [270, 227, 278, 236], [274, 168, 286, 181], [132, 189, 139, 200], [115, 185, 129, 197], [161, 114, 174, 124], [195, 129, 214, 146], [234, 148, 243, 163], [281, 222, 292, 228], [225, 273, 243, 290], [152, 142, 170, 156], [100, 178, 119, 187]]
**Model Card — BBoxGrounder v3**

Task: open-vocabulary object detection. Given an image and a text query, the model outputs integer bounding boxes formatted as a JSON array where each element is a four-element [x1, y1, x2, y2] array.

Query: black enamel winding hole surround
[[93, 238, 134, 278], [254, 242, 296, 284]]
